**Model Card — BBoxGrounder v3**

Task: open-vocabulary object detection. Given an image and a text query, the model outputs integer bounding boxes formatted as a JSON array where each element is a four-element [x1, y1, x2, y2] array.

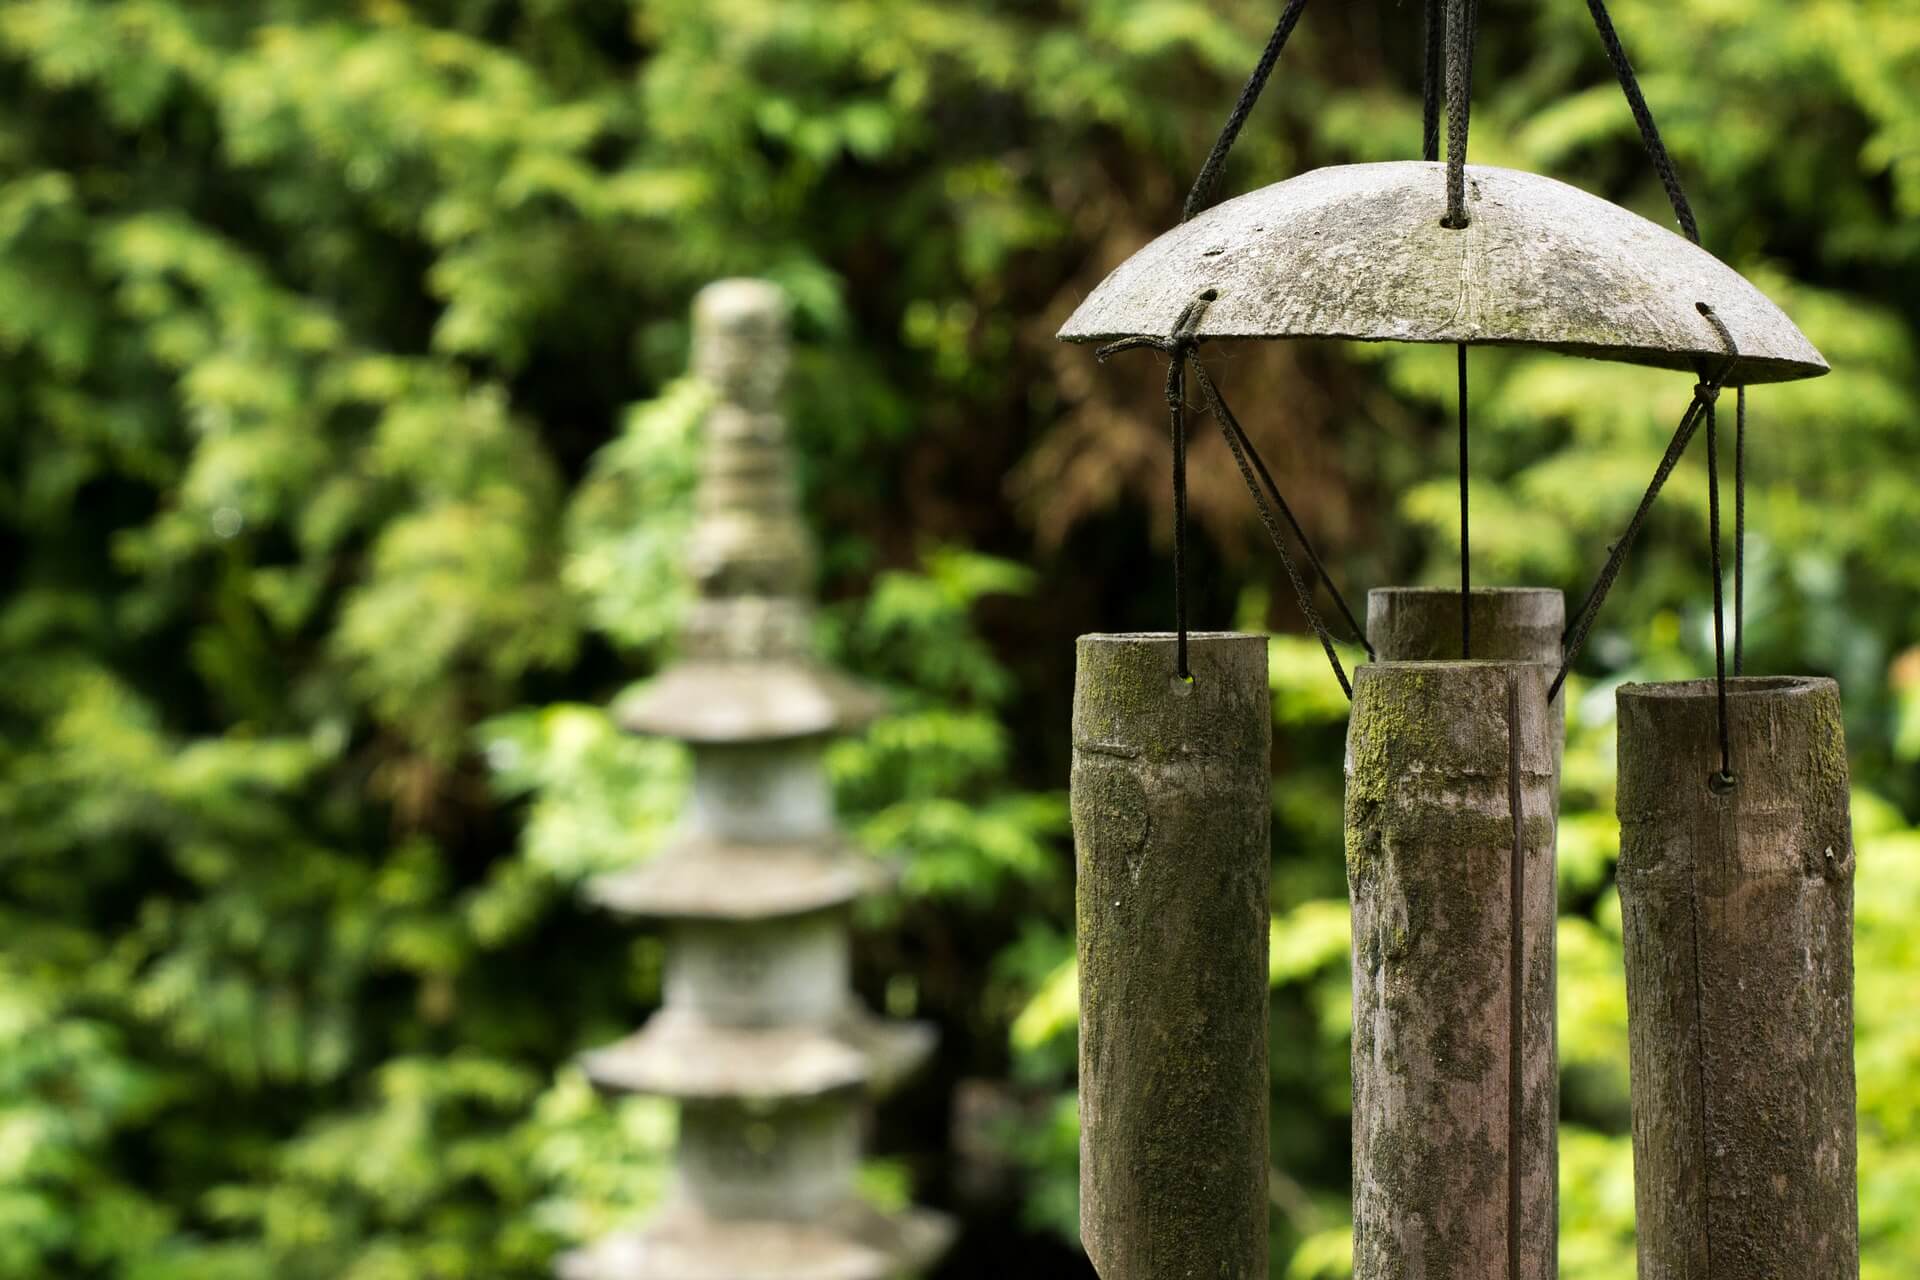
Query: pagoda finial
[[683, 279, 815, 664]]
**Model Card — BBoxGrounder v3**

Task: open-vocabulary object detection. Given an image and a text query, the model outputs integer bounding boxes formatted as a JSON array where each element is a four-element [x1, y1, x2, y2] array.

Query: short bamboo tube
[[1617, 676, 1858, 1280]]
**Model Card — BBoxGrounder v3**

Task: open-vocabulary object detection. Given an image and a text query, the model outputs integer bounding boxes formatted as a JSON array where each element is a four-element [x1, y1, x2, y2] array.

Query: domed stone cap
[[555, 1198, 955, 1280], [580, 1007, 935, 1102], [1059, 162, 1828, 385], [588, 834, 894, 922], [615, 659, 886, 744]]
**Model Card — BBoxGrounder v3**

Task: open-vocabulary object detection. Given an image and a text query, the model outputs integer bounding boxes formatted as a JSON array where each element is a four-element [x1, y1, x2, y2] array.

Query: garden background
[[2, 1, 1917, 1277]]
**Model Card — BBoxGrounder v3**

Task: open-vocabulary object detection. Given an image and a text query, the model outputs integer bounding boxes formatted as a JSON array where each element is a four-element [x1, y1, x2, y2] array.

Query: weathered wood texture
[[1058, 162, 1826, 385], [1346, 661, 1558, 1280], [1073, 632, 1271, 1280], [1367, 587, 1564, 666], [1617, 677, 1858, 1280]]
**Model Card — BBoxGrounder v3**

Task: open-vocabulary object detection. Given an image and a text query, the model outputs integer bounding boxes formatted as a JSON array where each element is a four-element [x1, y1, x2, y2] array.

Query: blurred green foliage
[[0, 1, 1915, 1277]]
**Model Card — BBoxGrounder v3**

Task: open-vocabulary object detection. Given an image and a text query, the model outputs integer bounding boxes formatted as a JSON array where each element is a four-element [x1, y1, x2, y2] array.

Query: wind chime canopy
[[1056, 0, 1832, 707], [1059, 161, 1827, 385]]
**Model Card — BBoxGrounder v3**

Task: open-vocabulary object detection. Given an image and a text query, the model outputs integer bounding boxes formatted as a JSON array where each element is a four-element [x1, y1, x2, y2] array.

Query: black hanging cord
[[1183, 0, 1313, 222], [1422, 0, 1445, 163], [1189, 360, 1354, 699], [1581, 1, 1752, 673], [1704, 397, 1733, 781], [1109, 295, 1211, 680], [1438, 0, 1475, 651], [1458, 344, 1472, 658], [1583, 0, 1700, 244], [1551, 304, 1741, 704], [1098, 294, 1368, 697], [1208, 380, 1374, 657], [1550, 392, 1714, 702], [1168, 348, 1193, 680], [1697, 306, 1741, 782], [1734, 386, 1746, 676], [1441, 0, 1476, 228], [1462, 0, 1480, 132]]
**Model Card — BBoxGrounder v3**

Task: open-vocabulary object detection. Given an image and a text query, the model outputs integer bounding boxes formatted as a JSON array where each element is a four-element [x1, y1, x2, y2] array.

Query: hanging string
[[1422, 0, 1445, 163], [1099, 284, 1370, 693], [1694, 305, 1740, 784], [1168, 349, 1193, 680], [1552, 304, 1740, 705], [1583, 0, 1699, 244], [1442, 0, 1476, 228], [1114, 295, 1210, 680], [1438, 0, 1475, 653], [1704, 397, 1733, 781], [1576, 2, 1752, 746], [1189, 360, 1354, 699], [1209, 385, 1374, 656], [1458, 345, 1472, 657], [1184, 0, 1313, 222], [1462, 0, 1479, 129], [1734, 385, 1746, 675]]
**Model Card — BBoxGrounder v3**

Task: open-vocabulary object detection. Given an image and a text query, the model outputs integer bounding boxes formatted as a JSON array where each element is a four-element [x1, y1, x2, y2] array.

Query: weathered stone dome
[[1059, 162, 1827, 385]]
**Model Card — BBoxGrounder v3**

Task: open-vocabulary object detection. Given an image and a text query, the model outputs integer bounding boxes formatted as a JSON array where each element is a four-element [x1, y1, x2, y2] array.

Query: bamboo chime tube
[[1367, 586, 1564, 666], [1072, 632, 1271, 1280], [1346, 659, 1559, 1280], [1616, 677, 1859, 1280]]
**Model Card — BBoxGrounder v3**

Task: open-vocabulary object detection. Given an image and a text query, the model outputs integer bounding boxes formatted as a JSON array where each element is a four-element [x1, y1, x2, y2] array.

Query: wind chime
[[1064, 4, 1854, 1279]]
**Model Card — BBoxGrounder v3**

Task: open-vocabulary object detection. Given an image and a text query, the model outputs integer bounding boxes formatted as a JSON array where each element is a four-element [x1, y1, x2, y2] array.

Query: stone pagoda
[[559, 280, 952, 1280]]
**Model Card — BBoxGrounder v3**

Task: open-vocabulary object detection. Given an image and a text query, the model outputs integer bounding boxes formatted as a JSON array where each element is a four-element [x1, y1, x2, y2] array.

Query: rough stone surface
[[676, 1098, 861, 1221], [1073, 632, 1271, 1280], [1367, 587, 1564, 665], [1616, 677, 1858, 1280], [1345, 661, 1558, 1280], [616, 660, 884, 744], [1059, 162, 1827, 385], [664, 913, 851, 1028], [556, 1198, 955, 1280], [580, 1005, 934, 1103], [589, 836, 890, 921]]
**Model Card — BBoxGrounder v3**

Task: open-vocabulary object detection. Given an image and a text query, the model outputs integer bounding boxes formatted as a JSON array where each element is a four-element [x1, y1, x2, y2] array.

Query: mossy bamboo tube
[[1073, 632, 1271, 1280], [1346, 660, 1559, 1280], [1617, 677, 1858, 1280]]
